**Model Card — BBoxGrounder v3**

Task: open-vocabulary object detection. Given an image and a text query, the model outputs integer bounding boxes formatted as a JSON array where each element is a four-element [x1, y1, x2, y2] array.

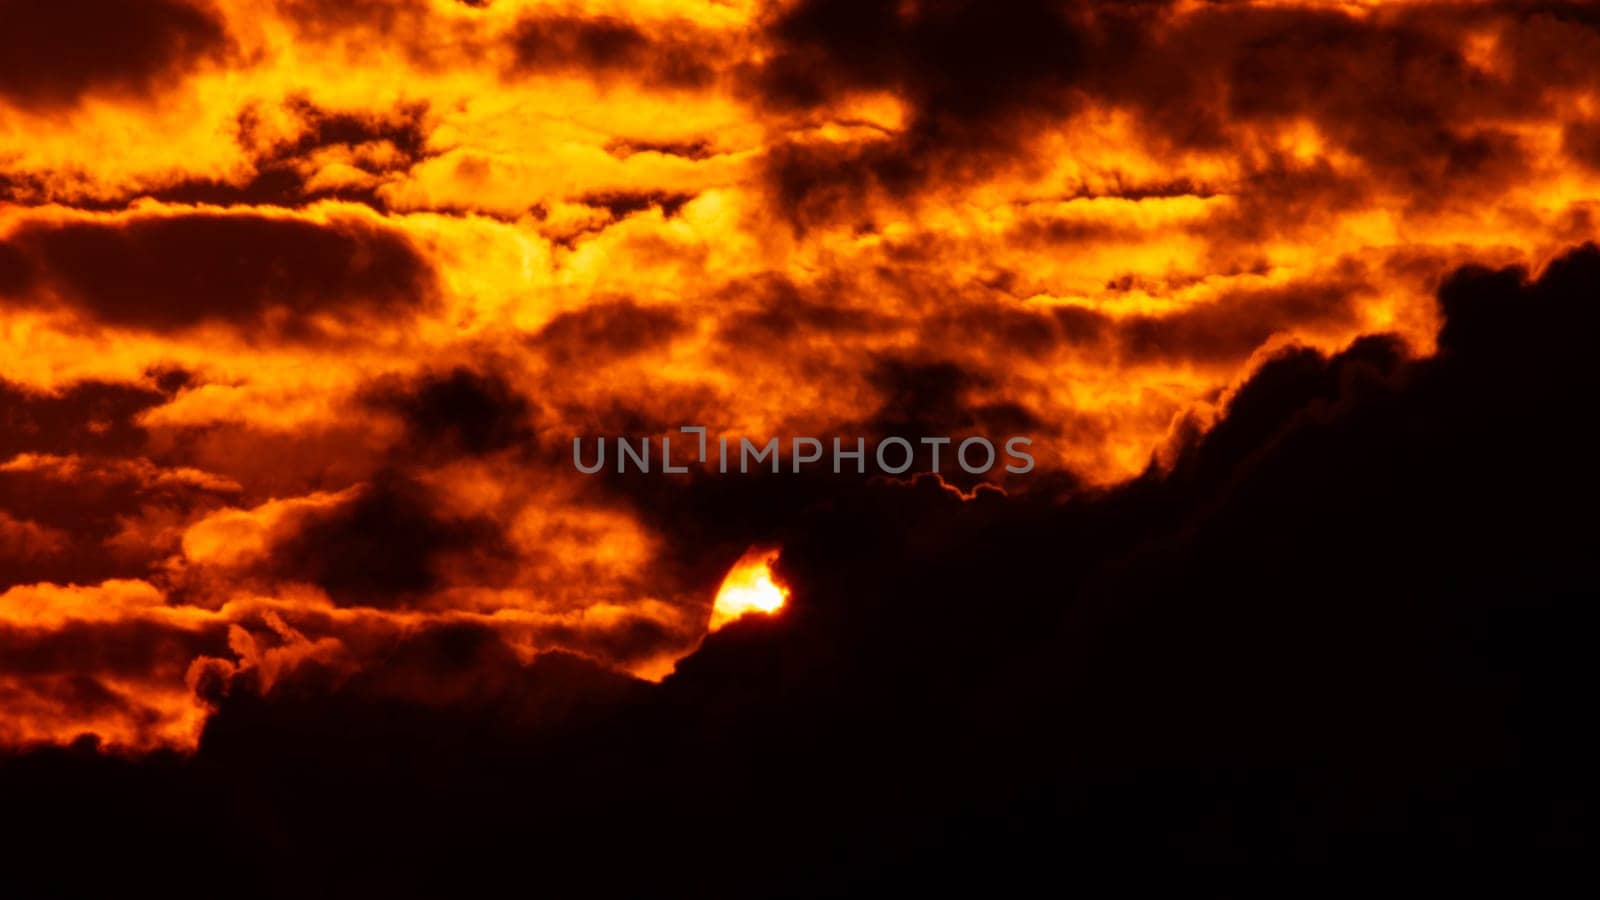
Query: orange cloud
[[3, 0, 1599, 752]]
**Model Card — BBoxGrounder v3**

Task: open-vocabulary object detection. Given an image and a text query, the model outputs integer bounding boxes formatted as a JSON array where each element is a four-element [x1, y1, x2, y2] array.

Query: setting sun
[[709, 548, 789, 631]]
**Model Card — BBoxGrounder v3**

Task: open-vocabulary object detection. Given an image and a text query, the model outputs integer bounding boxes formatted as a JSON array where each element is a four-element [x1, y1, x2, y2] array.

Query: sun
[[709, 547, 790, 631]]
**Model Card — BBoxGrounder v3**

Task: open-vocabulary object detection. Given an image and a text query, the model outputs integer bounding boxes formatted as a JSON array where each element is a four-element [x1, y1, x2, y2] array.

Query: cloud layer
[[1, 3, 1598, 881]]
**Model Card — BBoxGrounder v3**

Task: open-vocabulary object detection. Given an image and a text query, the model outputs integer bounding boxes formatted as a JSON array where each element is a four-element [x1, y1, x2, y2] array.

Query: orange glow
[[709, 548, 789, 631], [4, 0, 1600, 753]]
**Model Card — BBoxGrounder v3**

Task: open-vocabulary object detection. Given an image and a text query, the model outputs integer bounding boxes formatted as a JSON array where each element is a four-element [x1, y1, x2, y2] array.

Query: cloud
[[0, 0, 230, 111], [146, 100, 435, 210], [0, 208, 438, 337], [364, 366, 535, 459], [0, 375, 240, 589], [0, 377, 171, 459], [507, 15, 724, 89], [3, 239, 1599, 889], [757, 0, 1093, 120], [752, 0, 1149, 224], [258, 471, 515, 609], [3, 1, 1600, 888], [529, 300, 686, 367]]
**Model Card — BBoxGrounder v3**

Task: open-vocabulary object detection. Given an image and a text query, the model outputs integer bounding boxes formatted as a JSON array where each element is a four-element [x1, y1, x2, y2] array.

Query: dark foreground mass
[[7, 246, 1599, 894]]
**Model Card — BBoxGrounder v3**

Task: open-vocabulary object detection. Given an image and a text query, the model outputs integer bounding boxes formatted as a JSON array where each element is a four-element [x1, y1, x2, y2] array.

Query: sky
[[2, 1, 1597, 889]]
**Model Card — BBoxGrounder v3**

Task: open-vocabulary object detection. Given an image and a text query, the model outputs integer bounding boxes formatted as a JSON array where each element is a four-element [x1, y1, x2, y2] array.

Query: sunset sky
[[3, 1, 1598, 890]]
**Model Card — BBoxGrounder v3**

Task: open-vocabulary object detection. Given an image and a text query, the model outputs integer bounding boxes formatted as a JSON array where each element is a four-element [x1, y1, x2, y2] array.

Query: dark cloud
[[0, 378, 168, 460], [633, 243, 1597, 885], [263, 99, 430, 168], [1197, 158, 1376, 245], [0, 513, 70, 586], [1105, 6, 1538, 199], [365, 367, 535, 459], [0, 618, 226, 681], [758, 0, 1090, 122], [1564, 119, 1600, 171], [277, 0, 436, 44], [579, 191, 696, 220], [8, 242, 1597, 893], [933, 303, 1078, 362], [0, 240, 29, 295], [0, 458, 235, 590], [860, 357, 1041, 438], [1118, 276, 1365, 365], [0, 0, 230, 110], [911, 268, 1361, 372], [291, 623, 646, 718], [530, 300, 685, 366], [0, 376, 228, 588], [713, 276, 889, 349], [267, 0, 497, 72], [263, 472, 514, 608], [0, 212, 438, 337], [759, 133, 930, 228], [604, 138, 717, 161], [507, 15, 720, 88], [753, 0, 1139, 224], [137, 100, 435, 210], [889, 272, 1364, 376], [756, 2, 1600, 225]]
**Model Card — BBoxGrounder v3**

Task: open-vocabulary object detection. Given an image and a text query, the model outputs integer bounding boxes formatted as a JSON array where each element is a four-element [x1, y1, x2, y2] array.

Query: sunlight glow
[[709, 548, 789, 631]]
